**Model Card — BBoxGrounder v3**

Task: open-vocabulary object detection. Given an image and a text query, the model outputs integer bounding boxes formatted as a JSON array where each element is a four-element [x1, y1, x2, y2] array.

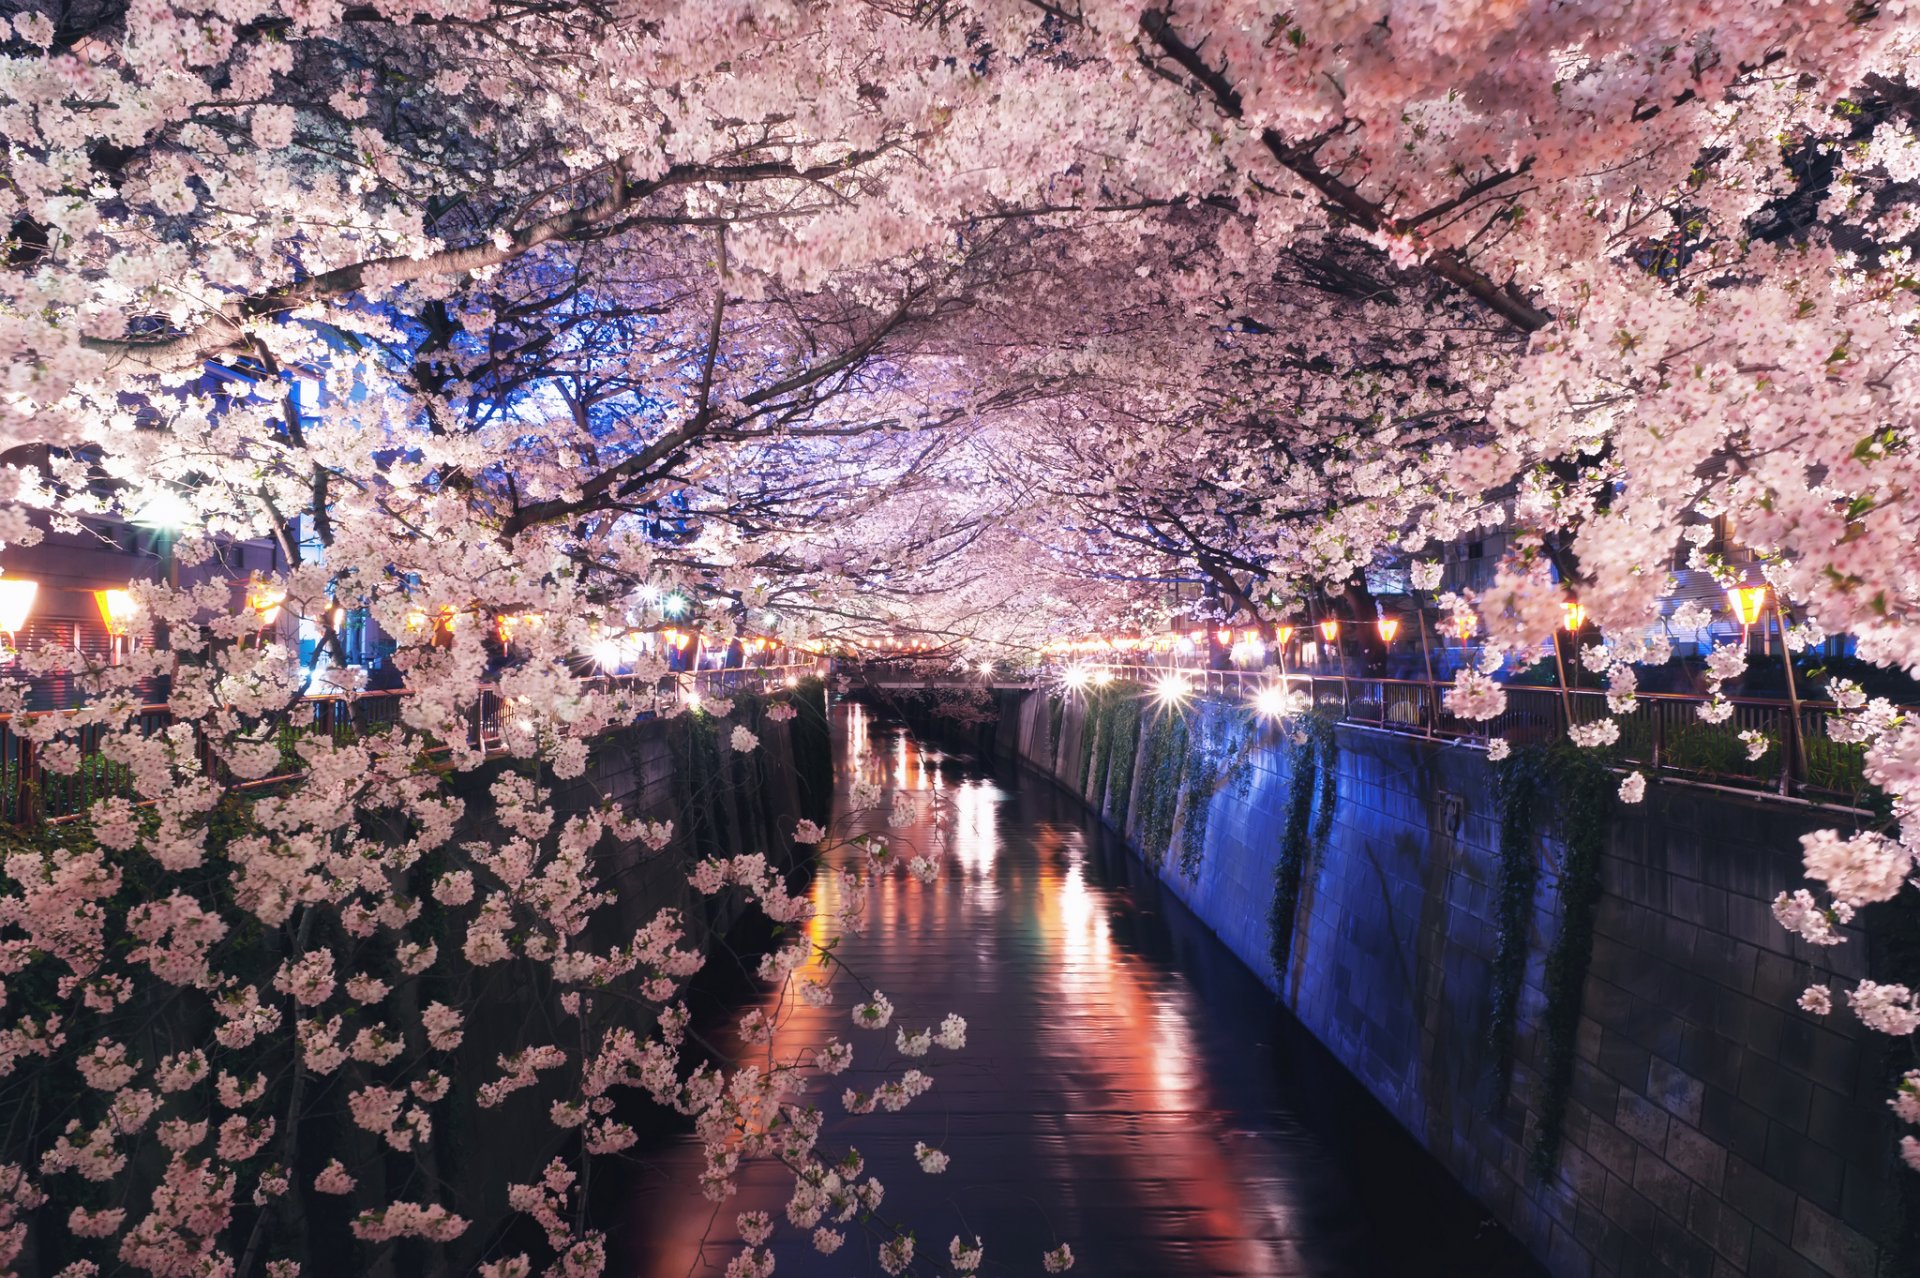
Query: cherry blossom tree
[[6, 0, 1920, 1269]]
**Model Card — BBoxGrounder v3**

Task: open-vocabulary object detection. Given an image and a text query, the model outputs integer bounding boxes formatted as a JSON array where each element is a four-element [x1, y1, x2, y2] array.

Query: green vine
[[1103, 694, 1145, 826], [1267, 712, 1337, 981], [1530, 742, 1616, 1174], [1133, 709, 1188, 867], [1178, 735, 1221, 877], [1488, 751, 1545, 1081], [1075, 688, 1101, 797], [1048, 694, 1066, 771]]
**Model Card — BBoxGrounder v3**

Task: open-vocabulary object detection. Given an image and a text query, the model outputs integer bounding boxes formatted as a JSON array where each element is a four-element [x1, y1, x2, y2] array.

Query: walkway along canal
[[616, 701, 1543, 1277]]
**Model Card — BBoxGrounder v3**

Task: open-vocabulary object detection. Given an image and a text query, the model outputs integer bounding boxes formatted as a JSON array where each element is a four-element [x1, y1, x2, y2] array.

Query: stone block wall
[[1004, 688, 1904, 1278]]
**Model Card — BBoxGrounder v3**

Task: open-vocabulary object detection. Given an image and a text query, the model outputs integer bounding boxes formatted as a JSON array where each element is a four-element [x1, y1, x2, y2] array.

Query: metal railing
[[0, 661, 821, 827], [1080, 665, 1882, 808]]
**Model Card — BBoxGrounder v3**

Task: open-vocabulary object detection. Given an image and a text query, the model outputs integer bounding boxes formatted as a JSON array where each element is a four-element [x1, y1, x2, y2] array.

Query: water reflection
[[616, 705, 1539, 1277]]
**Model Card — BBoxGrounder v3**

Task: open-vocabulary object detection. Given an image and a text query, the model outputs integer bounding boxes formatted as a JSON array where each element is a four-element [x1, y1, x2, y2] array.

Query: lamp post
[[1319, 617, 1347, 712], [1553, 598, 1583, 731]]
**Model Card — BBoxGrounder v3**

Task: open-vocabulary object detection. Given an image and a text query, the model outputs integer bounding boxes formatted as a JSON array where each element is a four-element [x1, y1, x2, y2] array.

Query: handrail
[[0, 661, 822, 827], [1069, 664, 1888, 808]]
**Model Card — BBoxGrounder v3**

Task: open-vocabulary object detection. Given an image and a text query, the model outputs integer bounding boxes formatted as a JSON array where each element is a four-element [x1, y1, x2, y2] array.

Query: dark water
[[616, 703, 1543, 1277]]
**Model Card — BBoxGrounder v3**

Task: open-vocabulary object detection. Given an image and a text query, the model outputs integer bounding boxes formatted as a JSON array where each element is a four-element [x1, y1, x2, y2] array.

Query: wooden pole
[[1776, 595, 1808, 790], [1415, 596, 1438, 736]]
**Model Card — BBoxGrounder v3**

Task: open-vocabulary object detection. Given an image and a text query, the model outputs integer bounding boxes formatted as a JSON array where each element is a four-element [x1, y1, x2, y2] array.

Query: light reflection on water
[[617, 704, 1537, 1278]]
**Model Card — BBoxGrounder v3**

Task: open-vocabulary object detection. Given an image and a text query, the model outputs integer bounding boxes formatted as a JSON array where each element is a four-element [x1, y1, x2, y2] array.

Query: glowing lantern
[[1727, 586, 1768, 627], [1562, 600, 1586, 632], [0, 579, 36, 640], [246, 584, 285, 627], [496, 612, 544, 643], [1276, 625, 1295, 645], [95, 589, 138, 637], [1454, 614, 1475, 641], [1377, 618, 1400, 644], [1319, 618, 1340, 642], [1215, 628, 1232, 645]]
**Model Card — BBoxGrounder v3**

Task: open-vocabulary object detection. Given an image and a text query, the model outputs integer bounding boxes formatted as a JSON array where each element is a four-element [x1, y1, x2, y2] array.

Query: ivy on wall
[[1506, 743, 1617, 1175], [1487, 751, 1544, 1083], [1075, 687, 1103, 797], [1267, 712, 1337, 983], [1133, 709, 1188, 868], [1177, 737, 1222, 877], [1104, 694, 1145, 827]]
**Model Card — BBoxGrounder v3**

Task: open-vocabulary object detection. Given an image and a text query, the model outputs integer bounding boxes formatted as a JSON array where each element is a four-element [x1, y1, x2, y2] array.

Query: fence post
[[15, 737, 33, 827]]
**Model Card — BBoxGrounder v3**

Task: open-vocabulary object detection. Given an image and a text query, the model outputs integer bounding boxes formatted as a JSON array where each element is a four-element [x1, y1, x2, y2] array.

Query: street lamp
[[0, 579, 35, 660], [94, 589, 139, 664]]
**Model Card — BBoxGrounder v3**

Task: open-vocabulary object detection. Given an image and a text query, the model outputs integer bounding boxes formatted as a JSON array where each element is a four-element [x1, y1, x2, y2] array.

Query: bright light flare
[[1253, 684, 1306, 720], [1091, 668, 1115, 687], [131, 488, 195, 531], [1153, 673, 1190, 705], [1061, 664, 1092, 691]]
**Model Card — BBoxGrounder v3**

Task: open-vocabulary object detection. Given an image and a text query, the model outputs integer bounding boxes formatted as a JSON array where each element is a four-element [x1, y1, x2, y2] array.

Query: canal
[[616, 702, 1543, 1277]]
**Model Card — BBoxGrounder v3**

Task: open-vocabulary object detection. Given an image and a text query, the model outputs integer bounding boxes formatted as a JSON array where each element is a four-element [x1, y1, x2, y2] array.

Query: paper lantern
[[1727, 586, 1768, 627], [0, 579, 36, 636], [95, 589, 138, 637], [246, 584, 285, 627]]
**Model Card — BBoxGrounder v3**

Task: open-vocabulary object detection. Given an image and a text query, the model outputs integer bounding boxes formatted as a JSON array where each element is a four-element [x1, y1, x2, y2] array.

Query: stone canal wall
[[302, 687, 828, 1277], [1000, 687, 1906, 1278]]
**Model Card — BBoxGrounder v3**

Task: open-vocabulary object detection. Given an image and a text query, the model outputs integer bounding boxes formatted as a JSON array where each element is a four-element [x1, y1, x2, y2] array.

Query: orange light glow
[[497, 612, 545, 644], [1275, 625, 1294, 645], [94, 589, 138, 637], [1727, 585, 1768, 627], [1563, 600, 1586, 632], [1377, 618, 1400, 644], [0, 579, 36, 636], [1318, 618, 1340, 641], [246, 583, 285, 627]]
